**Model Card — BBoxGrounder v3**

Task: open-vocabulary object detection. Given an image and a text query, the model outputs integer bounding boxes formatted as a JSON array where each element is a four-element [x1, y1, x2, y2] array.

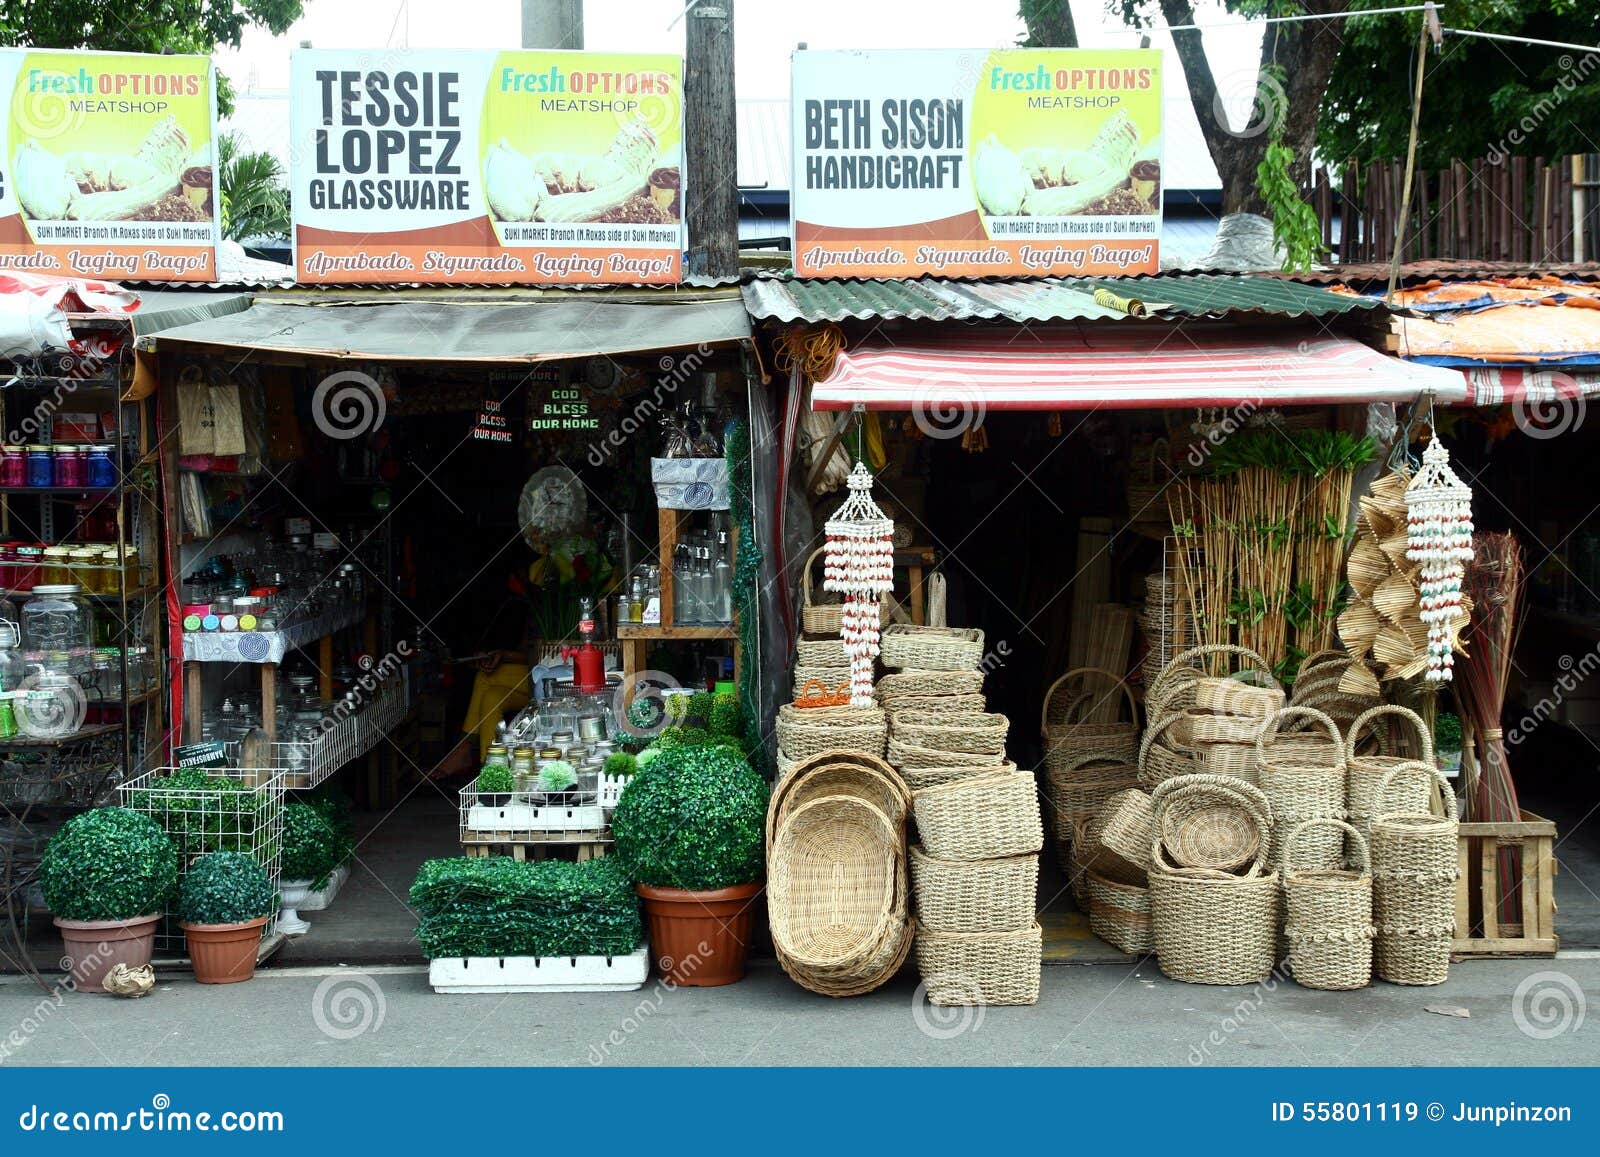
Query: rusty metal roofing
[[1279, 260, 1600, 287]]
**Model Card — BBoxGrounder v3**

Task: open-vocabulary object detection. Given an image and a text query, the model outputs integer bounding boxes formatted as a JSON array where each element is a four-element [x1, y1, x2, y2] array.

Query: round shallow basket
[[778, 918, 914, 998], [1150, 850, 1280, 986], [1041, 667, 1140, 772], [1152, 774, 1270, 874], [891, 710, 1009, 756], [777, 703, 888, 760], [901, 760, 1017, 793], [876, 669, 985, 701], [1147, 644, 1274, 719], [1283, 818, 1374, 992], [909, 846, 1038, 934], [767, 794, 903, 976], [1257, 707, 1347, 871], [1370, 762, 1459, 987], [1137, 712, 1201, 789], [1045, 757, 1137, 834], [1344, 706, 1435, 844], [888, 738, 1007, 770], [914, 921, 1042, 1006], [800, 546, 891, 636], [765, 753, 910, 854], [883, 693, 989, 716], [880, 624, 985, 672], [1081, 788, 1154, 881], [912, 770, 1043, 862], [1087, 870, 1153, 955]]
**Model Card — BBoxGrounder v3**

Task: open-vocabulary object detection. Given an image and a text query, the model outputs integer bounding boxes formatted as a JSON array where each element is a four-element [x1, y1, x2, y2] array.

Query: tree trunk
[[1020, 0, 1078, 48]]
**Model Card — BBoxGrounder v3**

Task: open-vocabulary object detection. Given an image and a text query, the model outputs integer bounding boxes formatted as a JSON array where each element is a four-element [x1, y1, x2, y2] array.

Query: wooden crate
[[461, 828, 611, 862], [1453, 810, 1558, 958]]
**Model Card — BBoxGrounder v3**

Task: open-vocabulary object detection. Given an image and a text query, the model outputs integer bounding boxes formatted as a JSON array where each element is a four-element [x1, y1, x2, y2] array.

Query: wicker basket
[[1081, 788, 1154, 881], [1137, 711, 1201, 789], [1065, 820, 1093, 909], [1174, 710, 1267, 746], [1151, 773, 1270, 874], [1197, 740, 1261, 784], [1192, 677, 1285, 717], [1147, 644, 1273, 719], [901, 760, 1018, 792], [777, 918, 914, 999], [888, 738, 1007, 770], [1087, 870, 1153, 954], [909, 846, 1038, 933], [912, 770, 1043, 862], [1041, 667, 1140, 772], [879, 624, 985, 672], [1257, 707, 1347, 872], [765, 753, 910, 853], [800, 546, 891, 635], [1045, 757, 1137, 833], [876, 669, 984, 701], [891, 710, 1009, 756], [1345, 706, 1435, 845], [791, 666, 852, 701], [795, 637, 848, 668], [914, 921, 1042, 1006], [776, 703, 888, 760], [1283, 818, 1374, 991], [1257, 704, 1345, 773], [1370, 762, 1459, 987], [882, 693, 989, 716]]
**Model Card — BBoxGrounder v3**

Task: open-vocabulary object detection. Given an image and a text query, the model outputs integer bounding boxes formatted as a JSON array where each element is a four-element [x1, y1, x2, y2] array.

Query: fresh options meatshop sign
[[791, 49, 1162, 278], [290, 48, 683, 284]]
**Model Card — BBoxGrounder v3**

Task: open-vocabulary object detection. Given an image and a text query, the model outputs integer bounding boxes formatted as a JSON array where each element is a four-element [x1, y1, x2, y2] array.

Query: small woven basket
[[1197, 740, 1261, 785], [776, 703, 888, 760], [912, 770, 1044, 862], [1192, 677, 1285, 717], [1370, 762, 1459, 987], [1257, 707, 1348, 871], [876, 669, 984, 701], [1283, 818, 1374, 991], [914, 921, 1042, 1006], [880, 624, 985, 671], [909, 846, 1038, 933], [1345, 705, 1435, 846], [1087, 869, 1153, 955], [900, 760, 1017, 792], [795, 636, 848, 668], [1151, 773, 1270, 874], [891, 710, 1009, 756], [1081, 788, 1154, 881], [1146, 644, 1273, 719], [1137, 712, 1201, 789], [800, 546, 891, 635], [1045, 756, 1137, 833], [1041, 667, 1141, 772]]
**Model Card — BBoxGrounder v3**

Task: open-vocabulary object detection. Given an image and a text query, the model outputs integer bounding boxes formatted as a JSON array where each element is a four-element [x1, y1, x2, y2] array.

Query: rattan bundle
[[900, 760, 1017, 792], [914, 921, 1042, 1006], [1045, 755, 1137, 835], [1041, 667, 1141, 772], [1151, 774, 1269, 874], [1081, 788, 1154, 881], [1282, 818, 1374, 991], [1137, 711, 1201, 788], [912, 770, 1043, 862], [888, 738, 1007, 770], [1256, 707, 1348, 871], [909, 846, 1038, 933], [776, 703, 888, 760], [1370, 762, 1459, 987], [800, 546, 891, 635], [1344, 706, 1435, 845], [891, 710, 1009, 756], [876, 669, 984, 701], [880, 624, 985, 671], [1087, 870, 1153, 954]]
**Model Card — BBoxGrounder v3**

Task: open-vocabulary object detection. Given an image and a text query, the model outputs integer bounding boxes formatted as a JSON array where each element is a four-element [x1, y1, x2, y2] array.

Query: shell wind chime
[[1405, 437, 1474, 682], [823, 462, 895, 707]]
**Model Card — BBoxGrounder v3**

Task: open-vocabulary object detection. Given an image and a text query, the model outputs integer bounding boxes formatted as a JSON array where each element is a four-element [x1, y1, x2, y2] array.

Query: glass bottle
[[713, 533, 733, 625], [673, 542, 695, 625]]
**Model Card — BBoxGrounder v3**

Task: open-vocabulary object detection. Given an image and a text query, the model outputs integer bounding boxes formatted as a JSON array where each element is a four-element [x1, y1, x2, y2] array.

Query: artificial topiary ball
[[41, 807, 179, 922], [178, 851, 278, 926], [610, 744, 768, 892]]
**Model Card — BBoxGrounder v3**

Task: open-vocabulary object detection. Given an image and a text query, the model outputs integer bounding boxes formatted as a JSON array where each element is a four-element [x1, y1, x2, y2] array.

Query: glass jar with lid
[[52, 445, 85, 488], [40, 546, 71, 587], [68, 548, 99, 592], [17, 667, 80, 738], [0, 622, 21, 739], [0, 445, 25, 488], [24, 446, 51, 488], [86, 445, 116, 489], [21, 585, 92, 661]]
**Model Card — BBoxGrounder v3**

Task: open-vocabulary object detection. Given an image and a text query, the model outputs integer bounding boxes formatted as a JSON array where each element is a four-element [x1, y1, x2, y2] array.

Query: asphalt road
[[0, 956, 1593, 1067]]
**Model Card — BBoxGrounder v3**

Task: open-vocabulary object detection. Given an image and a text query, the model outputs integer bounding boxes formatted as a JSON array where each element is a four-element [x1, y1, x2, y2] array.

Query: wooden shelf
[[0, 722, 123, 749], [617, 624, 735, 641], [0, 487, 119, 496]]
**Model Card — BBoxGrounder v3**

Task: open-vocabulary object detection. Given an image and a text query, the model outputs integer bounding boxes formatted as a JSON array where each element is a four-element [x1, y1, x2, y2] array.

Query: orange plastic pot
[[179, 916, 270, 984], [636, 881, 762, 987], [54, 915, 160, 994]]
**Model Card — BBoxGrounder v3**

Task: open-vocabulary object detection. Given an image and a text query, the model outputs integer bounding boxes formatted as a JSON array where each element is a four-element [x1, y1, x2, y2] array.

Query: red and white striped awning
[[1456, 365, 1600, 408], [810, 329, 1467, 411]]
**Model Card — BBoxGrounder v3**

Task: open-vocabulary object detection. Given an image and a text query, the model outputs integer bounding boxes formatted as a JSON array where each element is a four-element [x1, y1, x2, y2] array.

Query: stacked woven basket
[[765, 751, 915, 996], [1139, 644, 1284, 790]]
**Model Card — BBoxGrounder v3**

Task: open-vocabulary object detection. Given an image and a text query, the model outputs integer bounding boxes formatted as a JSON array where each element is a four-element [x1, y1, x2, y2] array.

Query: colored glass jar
[[41, 546, 72, 587], [13, 545, 42, 592], [86, 445, 115, 489], [24, 446, 51, 488], [68, 548, 98, 592], [0, 446, 25, 488], [53, 445, 86, 489]]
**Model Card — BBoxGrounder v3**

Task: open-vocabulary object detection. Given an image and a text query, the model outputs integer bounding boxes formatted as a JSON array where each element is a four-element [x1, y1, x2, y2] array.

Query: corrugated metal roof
[[1281, 260, 1600, 287], [742, 273, 1376, 324]]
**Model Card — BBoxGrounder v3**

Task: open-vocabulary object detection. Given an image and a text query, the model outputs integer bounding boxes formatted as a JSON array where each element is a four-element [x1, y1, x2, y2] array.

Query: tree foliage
[[218, 130, 289, 240], [0, 0, 303, 114], [1320, 0, 1600, 167]]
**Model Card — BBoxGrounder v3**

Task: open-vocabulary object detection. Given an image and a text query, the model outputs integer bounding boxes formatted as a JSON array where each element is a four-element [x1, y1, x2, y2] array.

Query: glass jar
[[41, 546, 72, 587], [0, 446, 25, 488], [68, 548, 98, 592], [123, 547, 143, 591], [22, 585, 91, 658], [86, 445, 115, 489], [0, 631, 20, 740], [24, 446, 51, 488], [484, 744, 509, 771], [53, 445, 86, 489], [91, 648, 121, 701], [13, 545, 41, 592], [17, 668, 80, 739], [95, 548, 120, 594]]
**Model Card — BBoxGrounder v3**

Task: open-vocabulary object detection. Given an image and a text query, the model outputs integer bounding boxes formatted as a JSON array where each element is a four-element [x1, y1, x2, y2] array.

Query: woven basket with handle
[[1041, 667, 1140, 772], [1146, 644, 1274, 719], [1370, 761, 1459, 987], [1344, 705, 1435, 847], [800, 546, 891, 636], [1079, 787, 1153, 884], [1283, 817, 1374, 991], [1137, 711, 1201, 789], [1257, 707, 1347, 872], [1045, 756, 1137, 836]]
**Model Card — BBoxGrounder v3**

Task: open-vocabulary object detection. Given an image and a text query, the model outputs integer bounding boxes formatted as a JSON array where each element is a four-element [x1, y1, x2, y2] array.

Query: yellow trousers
[[461, 662, 531, 760]]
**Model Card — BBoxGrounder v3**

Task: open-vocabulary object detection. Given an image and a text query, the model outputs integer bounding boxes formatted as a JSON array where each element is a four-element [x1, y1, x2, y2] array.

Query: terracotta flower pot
[[636, 881, 762, 987], [179, 916, 270, 984], [54, 914, 160, 994]]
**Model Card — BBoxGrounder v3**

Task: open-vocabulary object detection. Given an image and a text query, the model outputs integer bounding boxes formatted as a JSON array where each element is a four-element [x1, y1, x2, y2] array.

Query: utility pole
[[685, 1, 738, 279], [522, 0, 583, 49]]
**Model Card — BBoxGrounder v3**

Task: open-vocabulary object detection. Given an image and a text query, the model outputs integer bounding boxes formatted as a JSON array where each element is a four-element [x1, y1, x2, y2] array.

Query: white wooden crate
[[428, 946, 650, 994]]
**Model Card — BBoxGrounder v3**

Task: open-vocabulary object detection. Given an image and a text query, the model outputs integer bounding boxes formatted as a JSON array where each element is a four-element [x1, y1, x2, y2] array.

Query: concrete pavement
[[0, 956, 1593, 1067]]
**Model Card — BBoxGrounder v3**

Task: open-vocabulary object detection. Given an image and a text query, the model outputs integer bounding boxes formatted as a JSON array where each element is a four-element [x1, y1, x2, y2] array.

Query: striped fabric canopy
[[810, 328, 1467, 411], [1457, 365, 1600, 408]]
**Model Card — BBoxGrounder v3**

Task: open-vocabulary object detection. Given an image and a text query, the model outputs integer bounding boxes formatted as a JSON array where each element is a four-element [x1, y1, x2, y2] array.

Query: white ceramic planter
[[277, 879, 313, 935]]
